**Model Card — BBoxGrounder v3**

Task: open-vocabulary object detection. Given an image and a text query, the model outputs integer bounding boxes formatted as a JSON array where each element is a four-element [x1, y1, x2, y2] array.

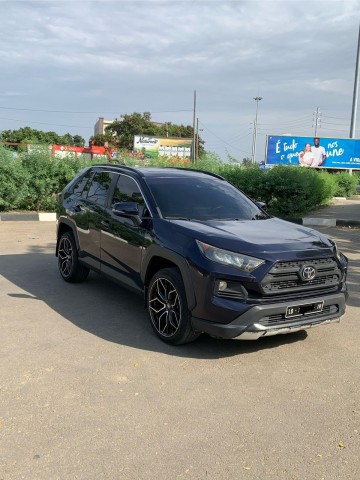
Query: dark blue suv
[[56, 165, 348, 345]]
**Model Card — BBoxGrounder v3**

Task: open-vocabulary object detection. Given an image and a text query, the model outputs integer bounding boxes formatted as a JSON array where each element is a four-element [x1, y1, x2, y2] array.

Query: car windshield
[[145, 175, 269, 221]]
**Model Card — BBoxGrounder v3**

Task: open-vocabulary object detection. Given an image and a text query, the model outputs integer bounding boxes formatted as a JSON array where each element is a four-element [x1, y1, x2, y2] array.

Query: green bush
[[219, 164, 266, 200], [19, 151, 59, 211], [1, 148, 357, 216], [0, 147, 107, 212], [193, 152, 223, 173], [262, 166, 335, 217], [0, 148, 28, 211], [332, 171, 358, 197]]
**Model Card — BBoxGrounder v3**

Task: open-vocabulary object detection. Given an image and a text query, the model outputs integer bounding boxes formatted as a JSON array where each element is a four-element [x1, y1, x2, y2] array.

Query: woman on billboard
[[298, 143, 315, 166]]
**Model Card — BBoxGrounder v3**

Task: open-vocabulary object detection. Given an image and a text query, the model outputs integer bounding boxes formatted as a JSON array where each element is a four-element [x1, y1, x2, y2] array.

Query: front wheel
[[147, 268, 200, 345], [58, 231, 89, 283]]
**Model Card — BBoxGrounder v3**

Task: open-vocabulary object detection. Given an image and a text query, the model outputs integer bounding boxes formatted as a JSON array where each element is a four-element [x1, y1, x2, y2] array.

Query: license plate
[[285, 301, 324, 318]]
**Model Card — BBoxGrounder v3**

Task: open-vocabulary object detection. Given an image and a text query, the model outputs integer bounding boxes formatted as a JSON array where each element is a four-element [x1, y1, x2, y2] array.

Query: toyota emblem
[[301, 265, 316, 281]]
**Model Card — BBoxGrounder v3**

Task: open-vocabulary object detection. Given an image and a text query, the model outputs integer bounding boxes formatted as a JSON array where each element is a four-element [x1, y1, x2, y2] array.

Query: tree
[[106, 112, 204, 156], [242, 157, 253, 166], [89, 133, 114, 147], [0, 127, 85, 148], [72, 135, 85, 146], [106, 112, 160, 150]]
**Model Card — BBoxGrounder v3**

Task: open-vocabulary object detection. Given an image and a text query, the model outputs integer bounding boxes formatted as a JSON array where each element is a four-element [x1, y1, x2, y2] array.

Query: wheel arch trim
[[142, 246, 196, 310], [56, 217, 80, 256]]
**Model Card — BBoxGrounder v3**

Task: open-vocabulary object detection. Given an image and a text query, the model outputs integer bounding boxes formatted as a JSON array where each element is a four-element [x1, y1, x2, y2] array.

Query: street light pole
[[192, 90, 197, 163], [251, 96, 263, 163], [350, 24, 360, 138]]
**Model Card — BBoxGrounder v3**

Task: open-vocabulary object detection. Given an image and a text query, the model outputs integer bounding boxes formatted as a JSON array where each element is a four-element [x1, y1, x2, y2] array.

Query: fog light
[[214, 280, 248, 300]]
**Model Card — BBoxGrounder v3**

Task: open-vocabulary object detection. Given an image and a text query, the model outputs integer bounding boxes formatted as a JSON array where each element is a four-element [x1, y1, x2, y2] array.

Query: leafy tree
[[226, 152, 241, 164], [89, 133, 114, 147], [242, 157, 253, 166], [0, 127, 85, 148], [106, 112, 160, 150], [106, 112, 204, 156], [59, 133, 75, 145], [72, 134, 85, 146]]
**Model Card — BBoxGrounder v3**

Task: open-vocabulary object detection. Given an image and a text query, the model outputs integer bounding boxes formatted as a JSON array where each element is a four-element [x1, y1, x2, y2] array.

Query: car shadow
[[1, 247, 315, 359]]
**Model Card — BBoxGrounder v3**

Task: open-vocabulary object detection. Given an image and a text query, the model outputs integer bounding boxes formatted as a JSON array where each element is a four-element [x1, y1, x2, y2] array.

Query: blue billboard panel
[[266, 135, 360, 169]]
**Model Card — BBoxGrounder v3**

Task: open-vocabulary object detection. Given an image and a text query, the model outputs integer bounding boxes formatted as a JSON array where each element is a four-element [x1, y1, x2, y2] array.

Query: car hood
[[164, 217, 334, 258]]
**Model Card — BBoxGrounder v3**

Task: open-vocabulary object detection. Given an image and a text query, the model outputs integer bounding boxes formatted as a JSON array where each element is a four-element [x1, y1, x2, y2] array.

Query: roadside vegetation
[[0, 146, 358, 216]]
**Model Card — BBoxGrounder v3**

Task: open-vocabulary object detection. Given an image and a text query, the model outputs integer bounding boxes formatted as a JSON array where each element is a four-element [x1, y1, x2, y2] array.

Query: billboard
[[52, 144, 118, 160], [133, 135, 192, 159], [266, 135, 360, 170]]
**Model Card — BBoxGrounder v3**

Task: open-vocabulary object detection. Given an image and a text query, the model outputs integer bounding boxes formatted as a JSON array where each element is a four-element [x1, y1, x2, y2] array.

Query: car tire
[[58, 231, 90, 283], [147, 267, 200, 345]]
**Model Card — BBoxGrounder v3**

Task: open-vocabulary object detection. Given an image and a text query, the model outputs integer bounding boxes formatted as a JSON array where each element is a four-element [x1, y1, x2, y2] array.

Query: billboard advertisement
[[52, 144, 118, 160], [266, 135, 360, 170], [133, 135, 192, 159]]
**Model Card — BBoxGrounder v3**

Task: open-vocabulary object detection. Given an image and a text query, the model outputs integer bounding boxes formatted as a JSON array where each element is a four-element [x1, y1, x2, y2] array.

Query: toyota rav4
[[56, 165, 348, 345]]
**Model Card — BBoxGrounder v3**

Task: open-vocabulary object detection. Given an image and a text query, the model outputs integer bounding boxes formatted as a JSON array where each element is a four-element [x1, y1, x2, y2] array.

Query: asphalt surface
[[0, 222, 359, 480]]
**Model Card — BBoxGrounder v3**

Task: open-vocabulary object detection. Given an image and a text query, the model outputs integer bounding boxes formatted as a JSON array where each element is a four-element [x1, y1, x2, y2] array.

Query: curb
[[0, 213, 57, 222], [283, 217, 360, 228]]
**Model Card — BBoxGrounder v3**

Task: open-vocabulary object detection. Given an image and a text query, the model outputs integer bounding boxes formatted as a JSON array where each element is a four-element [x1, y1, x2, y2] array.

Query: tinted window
[[71, 170, 92, 197], [146, 176, 268, 221], [111, 175, 146, 216], [84, 171, 113, 206]]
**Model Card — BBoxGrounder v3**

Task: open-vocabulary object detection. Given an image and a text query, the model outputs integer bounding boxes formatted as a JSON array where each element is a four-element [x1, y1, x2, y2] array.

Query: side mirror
[[255, 201, 267, 211], [112, 202, 142, 225]]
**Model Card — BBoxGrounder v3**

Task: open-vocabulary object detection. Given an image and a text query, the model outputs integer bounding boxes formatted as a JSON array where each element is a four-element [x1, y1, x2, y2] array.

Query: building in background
[[94, 118, 115, 136]]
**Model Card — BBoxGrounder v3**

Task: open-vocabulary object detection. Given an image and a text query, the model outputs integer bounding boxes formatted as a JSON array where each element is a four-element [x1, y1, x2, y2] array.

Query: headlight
[[328, 238, 346, 263], [196, 240, 265, 272]]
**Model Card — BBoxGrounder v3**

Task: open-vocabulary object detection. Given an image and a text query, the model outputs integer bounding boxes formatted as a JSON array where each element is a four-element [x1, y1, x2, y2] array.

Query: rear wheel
[[58, 231, 89, 283], [147, 268, 200, 345]]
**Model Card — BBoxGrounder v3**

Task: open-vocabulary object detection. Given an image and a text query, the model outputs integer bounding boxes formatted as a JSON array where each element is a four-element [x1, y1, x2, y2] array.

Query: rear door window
[[84, 171, 114, 206], [72, 170, 93, 197]]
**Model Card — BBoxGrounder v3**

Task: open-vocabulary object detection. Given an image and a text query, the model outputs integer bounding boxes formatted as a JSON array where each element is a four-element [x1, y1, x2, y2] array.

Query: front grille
[[261, 257, 341, 295], [258, 304, 339, 327]]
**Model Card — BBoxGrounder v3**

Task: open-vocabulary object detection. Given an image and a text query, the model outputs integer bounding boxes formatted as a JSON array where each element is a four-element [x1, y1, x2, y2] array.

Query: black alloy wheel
[[58, 232, 89, 283], [147, 268, 199, 345]]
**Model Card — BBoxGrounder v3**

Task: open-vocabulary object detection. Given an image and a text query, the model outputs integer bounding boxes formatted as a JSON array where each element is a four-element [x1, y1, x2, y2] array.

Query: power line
[[0, 106, 192, 115], [321, 121, 349, 126], [0, 117, 93, 129], [259, 116, 311, 127], [322, 115, 350, 121], [199, 121, 250, 154], [320, 127, 352, 133]]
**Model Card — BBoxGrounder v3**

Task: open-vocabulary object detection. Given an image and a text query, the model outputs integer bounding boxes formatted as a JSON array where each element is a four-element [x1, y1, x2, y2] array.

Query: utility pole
[[251, 96, 262, 163], [192, 90, 196, 163], [350, 24, 360, 138], [250, 120, 256, 163], [195, 117, 199, 162], [313, 107, 321, 136]]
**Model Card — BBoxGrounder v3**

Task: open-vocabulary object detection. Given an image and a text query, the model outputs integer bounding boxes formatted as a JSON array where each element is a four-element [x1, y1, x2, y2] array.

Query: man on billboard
[[311, 137, 326, 166]]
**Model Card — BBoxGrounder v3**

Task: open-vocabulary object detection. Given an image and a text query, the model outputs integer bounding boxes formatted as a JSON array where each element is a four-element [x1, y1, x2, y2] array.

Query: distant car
[[56, 165, 348, 345]]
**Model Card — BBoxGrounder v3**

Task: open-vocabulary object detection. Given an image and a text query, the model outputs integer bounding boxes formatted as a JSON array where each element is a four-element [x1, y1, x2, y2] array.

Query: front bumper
[[191, 292, 347, 340]]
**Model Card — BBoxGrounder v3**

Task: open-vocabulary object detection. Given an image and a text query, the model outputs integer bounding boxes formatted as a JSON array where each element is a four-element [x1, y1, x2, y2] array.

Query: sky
[[0, 0, 359, 161]]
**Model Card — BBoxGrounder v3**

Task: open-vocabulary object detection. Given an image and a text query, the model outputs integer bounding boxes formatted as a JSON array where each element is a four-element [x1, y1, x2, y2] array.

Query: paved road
[[0, 222, 359, 480]]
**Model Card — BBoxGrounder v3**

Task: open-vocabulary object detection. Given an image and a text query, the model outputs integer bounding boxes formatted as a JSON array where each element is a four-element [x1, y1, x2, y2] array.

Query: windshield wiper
[[164, 216, 193, 221]]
